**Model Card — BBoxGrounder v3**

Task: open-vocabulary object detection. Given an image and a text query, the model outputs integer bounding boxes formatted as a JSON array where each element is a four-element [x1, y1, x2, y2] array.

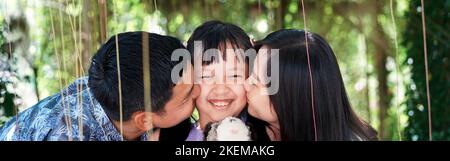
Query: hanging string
[[142, 33, 152, 141], [65, 0, 82, 140], [420, 0, 432, 141], [363, 35, 371, 124], [4, 0, 20, 135], [64, 0, 88, 140], [77, 0, 84, 140], [57, 0, 73, 141], [49, 7, 73, 141], [64, 0, 80, 140], [56, 0, 108, 141], [11, 46, 19, 135], [73, 0, 82, 141], [69, 0, 97, 140], [300, 0, 318, 141], [258, 0, 261, 15], [143, 0, 161, 141], [70, 0, 99, 140], [154, 0, 158, 12], [389, 0, 402, 141], [112, 0, 124, 141], [78, 0, 83, 140]]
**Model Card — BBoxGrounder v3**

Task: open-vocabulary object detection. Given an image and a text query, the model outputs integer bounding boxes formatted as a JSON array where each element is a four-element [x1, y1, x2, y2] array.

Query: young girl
[[245, 29, 378, 141], [185, 20, 254, 141]]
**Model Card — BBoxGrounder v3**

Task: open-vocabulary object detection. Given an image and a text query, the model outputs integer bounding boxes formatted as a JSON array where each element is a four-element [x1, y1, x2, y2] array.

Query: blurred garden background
[[0, 0, 448, 141]]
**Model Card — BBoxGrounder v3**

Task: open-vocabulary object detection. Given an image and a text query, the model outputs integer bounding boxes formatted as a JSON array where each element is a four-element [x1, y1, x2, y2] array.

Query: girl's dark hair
[[186, 20, 253, 65], [253, 29, 378, 141]]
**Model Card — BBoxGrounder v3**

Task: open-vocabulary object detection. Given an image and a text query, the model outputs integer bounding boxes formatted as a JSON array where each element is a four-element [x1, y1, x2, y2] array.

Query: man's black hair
[[88, 31, 184, 121]]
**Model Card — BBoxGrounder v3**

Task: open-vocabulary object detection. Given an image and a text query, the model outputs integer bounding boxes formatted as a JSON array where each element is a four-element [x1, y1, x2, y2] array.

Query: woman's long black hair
[[253, 29, 377, 141]]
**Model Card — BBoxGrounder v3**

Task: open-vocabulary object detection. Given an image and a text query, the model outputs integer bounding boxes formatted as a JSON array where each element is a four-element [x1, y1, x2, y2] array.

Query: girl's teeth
[[212, 102, 229, 107]]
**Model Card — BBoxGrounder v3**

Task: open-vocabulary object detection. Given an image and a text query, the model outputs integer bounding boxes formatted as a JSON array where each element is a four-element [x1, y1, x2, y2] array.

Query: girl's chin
[[209, 111, 242, 120]]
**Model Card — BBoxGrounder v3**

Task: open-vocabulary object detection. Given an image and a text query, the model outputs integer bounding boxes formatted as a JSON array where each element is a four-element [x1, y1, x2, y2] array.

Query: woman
[[245, 29, 377, 141]]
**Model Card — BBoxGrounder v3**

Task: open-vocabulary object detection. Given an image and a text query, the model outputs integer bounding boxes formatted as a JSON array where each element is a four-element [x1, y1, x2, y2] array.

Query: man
[[0, 31, 198, 141]]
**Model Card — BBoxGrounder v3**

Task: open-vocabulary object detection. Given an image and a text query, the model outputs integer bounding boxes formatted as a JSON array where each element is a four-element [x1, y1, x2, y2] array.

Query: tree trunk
[[372, 0, 392, 140], [82, 0, 92, 72], [98, 0, 107, 43], [275, 0, 288, 30]]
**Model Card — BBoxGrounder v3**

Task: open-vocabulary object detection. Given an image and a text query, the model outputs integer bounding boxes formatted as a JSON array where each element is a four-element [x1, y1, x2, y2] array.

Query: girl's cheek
[[246, 85, 258, 103], [235, 85, 247, 99], [244, 80, 256, 93]]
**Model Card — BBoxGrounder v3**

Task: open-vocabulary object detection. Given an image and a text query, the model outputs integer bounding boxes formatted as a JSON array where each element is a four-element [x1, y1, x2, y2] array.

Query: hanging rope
[[55, 0, 110, 141], [142, 32, 152, 140], [258, 0, 261, 15], [60, 0, 95, 140], [64, 0, 85, 140], [64, 0, 81, 140], [56, 0, 73, 141], [419, 0, 432, 141], [389, 0, 402, 141], [256, 0, 262, 39], [49, 7, 74, 141], [77, 0, 84, 140], [112, 0, 125, 141], [153, 0, 158, 12], [114, 28, 124, 141], [300, 0, 318, 141]]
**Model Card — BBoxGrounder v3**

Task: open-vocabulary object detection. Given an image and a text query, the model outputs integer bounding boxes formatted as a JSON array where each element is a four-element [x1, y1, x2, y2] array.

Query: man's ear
[[133, 111, 153, 131]]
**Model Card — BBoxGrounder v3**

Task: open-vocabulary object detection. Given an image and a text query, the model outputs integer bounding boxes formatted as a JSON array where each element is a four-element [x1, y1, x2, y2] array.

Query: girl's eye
[[229, 75, 242, 78], [201, 75, 213, 79]]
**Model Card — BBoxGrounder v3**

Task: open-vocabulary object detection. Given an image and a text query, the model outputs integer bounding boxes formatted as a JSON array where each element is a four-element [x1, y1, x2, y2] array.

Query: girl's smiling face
[[195, 44, 248, 129]]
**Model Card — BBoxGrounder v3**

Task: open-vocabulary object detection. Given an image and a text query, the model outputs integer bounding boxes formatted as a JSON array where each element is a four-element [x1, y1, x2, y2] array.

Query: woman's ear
[[133, 111, 153, 131], [251, 38, 256, 46]]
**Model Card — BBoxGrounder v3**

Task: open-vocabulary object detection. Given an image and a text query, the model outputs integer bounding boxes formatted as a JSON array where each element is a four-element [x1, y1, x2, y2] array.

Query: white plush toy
[[205, 117, 251, 141]]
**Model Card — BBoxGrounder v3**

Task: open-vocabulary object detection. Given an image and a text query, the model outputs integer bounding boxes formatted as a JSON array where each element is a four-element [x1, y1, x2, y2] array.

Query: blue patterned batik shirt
[[0, 77, 148, 141]]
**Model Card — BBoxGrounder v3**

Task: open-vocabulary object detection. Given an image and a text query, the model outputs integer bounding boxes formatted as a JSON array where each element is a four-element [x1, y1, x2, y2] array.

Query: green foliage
[[402, 0, 450, 141]]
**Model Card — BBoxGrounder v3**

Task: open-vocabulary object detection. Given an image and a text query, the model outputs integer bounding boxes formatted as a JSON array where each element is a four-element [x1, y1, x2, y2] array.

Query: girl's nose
[[212, 84, 232, 95]]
